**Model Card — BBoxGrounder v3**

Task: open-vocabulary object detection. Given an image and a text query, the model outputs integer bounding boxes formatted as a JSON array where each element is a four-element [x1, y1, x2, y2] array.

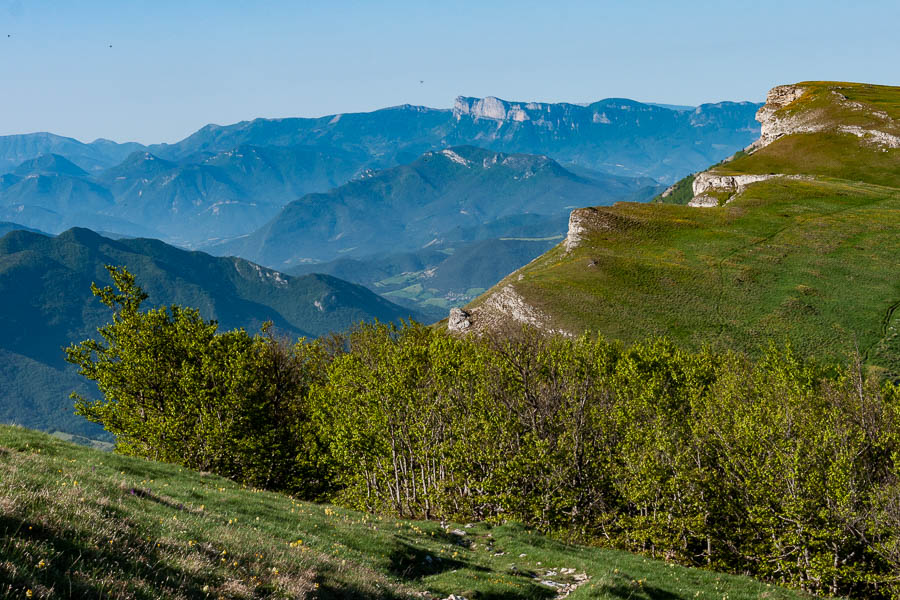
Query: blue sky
[[1, 0, 898, 144]]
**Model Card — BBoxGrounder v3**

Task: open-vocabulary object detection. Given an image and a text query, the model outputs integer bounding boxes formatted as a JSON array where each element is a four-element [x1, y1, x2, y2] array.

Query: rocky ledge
[[688, 172, 812, 207], [447, 285, 570, 337], [752, 83, 900, 151], [752, 84, 808, 149]]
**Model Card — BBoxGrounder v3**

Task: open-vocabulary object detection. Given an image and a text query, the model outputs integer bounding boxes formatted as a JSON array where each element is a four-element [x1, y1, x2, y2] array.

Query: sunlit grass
[[478, 177, 900, 371], [0, 425, 813, 599]]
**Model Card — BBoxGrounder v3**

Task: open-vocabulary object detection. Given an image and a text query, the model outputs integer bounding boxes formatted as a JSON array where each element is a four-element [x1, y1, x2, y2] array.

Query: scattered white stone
[[447, 308, 471, 332]]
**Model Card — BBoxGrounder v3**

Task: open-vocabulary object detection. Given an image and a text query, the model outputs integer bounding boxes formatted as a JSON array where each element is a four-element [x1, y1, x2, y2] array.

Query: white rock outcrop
[[687, 195, 720, 208], [688, 173, 813, 207], [563, 207, 628, 251], [446, 285, 571, 337], [753, 84, 809, 149], [564, 208, 593, 252], [481, 285, 547, 330], [693, 173, 792, 196], [838, 125, 900, 149], [753, 83, 900, 151], [447, 308, 472, 332], [660, 182, 680, 198]]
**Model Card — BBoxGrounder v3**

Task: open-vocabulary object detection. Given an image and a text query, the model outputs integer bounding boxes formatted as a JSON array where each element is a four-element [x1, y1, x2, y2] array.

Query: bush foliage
[[68, 267, 900, 598]]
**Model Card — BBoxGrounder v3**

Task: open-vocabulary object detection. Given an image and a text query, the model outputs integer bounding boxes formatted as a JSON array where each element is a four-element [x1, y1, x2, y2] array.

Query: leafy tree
[[66, 265, 327, 494]]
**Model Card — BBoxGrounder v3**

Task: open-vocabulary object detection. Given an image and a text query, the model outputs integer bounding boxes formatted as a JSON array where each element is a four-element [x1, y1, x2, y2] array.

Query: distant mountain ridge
[[0, 133, 144, 174], [212, 145, 656, 267], [0, 94, 760, 245], [0, 227, 421, 437], [1, 95, 762, 186], [143, 95, 761, 183]]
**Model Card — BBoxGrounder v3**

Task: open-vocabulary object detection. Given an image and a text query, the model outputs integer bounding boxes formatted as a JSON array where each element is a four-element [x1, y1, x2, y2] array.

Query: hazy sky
[[2, 0, 898, 144]]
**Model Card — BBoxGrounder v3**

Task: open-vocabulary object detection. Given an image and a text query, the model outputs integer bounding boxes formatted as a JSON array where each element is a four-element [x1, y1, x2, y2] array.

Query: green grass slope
[[0, 425, 810, 600], [465, 82, 900, 372]]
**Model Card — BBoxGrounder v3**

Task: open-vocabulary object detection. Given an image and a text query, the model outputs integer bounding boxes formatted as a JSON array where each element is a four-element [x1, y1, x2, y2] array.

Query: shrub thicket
[[68, 267, 900, 598]]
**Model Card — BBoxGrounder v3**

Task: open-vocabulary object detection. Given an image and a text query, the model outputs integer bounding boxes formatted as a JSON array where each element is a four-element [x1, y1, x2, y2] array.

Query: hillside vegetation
[[0, 425, 811, 600], [55, 267, 900, 597], [463, 82, 900, 372]]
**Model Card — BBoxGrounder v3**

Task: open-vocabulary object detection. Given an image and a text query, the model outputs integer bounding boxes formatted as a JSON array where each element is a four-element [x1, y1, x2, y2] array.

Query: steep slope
[[215, 146, 654, 267], [0, 228, 421, 437], [456, 82, 900, 373]]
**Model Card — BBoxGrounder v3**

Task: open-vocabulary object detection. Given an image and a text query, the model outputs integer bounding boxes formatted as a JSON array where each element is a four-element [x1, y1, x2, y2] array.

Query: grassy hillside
[[464, 82, 900, 372], [0, 425, 810, 600]]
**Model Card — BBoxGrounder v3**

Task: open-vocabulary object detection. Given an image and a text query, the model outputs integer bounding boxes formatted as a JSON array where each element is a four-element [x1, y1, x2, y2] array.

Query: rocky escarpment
[[453, 96, 588, 125], [685, 82, 900, 207], [688, 172, 812, 207], [447, 204, 639, 335], [564, 208, 595, 252], [564, 206, 635, 251], [448, 285, 571, 337], [452, 95, 761, 137], [752, 84, 900, 151], [751, 85, 809, 149]]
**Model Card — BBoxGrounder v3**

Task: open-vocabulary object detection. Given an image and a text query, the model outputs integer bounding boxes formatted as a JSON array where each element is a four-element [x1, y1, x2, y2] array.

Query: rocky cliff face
[[453, 96, 583, 125], [752, 85, 809, 149], [447, 284, 570, 337], [453, 95, 761, 134], [685, 82, 900, 207], [752, 84, 900, 151], [563, 207, 633, 251], [688, 172, 812, 207]]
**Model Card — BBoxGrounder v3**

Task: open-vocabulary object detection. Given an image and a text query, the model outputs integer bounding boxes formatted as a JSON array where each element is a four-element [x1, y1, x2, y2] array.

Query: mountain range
[[0, 91, 768, 437], [0, 95, 761, 246], [145, 96, 761, 183], [0, 227, 419, 437], [214, 146, 656, 266]]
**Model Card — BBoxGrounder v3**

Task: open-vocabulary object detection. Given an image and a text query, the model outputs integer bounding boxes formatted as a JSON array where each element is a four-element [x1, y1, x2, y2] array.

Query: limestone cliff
[[686, 82, 900, 207], [447, 284, 571, 337]]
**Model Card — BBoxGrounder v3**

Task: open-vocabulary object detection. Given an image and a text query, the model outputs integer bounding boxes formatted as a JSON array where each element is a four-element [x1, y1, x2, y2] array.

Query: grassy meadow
[[475, 176, 900, 370]]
